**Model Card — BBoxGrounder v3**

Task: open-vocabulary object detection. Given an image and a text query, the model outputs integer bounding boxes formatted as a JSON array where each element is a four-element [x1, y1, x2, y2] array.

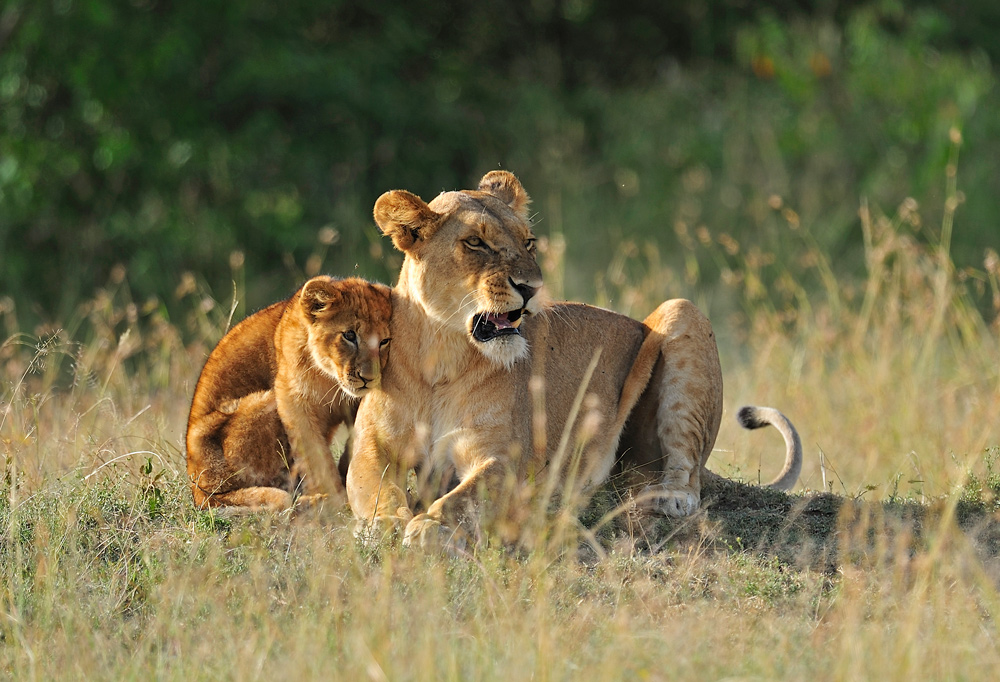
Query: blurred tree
[[0, 0, 996, 330]]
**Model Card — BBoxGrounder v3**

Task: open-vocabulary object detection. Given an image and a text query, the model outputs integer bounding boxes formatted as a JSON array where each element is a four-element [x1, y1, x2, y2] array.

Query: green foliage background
[[1, 0, 997, 328]]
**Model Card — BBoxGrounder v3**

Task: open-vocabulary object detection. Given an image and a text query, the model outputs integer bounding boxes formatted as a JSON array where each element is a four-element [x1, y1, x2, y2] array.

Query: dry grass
[[577, 135, 1000, 500], [3, 168, 1000, 679]]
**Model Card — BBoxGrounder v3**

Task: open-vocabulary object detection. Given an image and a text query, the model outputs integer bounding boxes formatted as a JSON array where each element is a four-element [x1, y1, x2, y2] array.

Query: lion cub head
[[297, 276, 392, 397], [373, 171, 543, 368]]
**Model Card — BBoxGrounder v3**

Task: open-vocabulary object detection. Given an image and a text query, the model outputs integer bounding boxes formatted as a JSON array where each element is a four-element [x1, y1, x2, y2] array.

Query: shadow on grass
[[586, 473, 1000, 574]]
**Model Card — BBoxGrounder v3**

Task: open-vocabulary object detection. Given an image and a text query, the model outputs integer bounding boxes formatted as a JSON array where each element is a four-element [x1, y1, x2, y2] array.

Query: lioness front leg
[[403, 453, 517, 550], [347, 433, 412, 541], [641, 299, 723, 517]]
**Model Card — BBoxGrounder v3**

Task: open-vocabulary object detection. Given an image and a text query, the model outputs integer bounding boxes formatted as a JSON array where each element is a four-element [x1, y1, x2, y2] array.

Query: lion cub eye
[[342, 330, 358, 346]]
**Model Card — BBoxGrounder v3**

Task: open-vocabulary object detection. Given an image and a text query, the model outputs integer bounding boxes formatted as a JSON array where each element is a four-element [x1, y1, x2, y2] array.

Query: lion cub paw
[[294, 492, 328, 506], [402, 514, 468, 554], [638, 484, 701, 518]]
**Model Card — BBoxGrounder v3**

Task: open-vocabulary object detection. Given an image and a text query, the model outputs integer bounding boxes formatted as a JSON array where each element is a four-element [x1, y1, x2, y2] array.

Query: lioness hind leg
[[628, 299, 723, 517]]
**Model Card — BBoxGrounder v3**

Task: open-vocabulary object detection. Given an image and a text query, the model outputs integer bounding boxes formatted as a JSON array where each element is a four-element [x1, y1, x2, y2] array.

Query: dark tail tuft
[[737, 405, 767, 430], [736, 405, 802, 491]]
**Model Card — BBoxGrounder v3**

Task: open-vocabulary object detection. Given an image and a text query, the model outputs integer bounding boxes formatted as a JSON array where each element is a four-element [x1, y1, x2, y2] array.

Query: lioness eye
[[464, 237, 484, 249], [379, 338, 391, 348], [343, 331, 357, 345], [525, 238, 536, 251]]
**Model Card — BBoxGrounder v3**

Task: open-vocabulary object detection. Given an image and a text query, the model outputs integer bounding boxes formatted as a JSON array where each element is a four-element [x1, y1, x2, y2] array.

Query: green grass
[[3, 448, 1000, 679], [3, 164, 1000, 678], [3, 4, 1000, 676]]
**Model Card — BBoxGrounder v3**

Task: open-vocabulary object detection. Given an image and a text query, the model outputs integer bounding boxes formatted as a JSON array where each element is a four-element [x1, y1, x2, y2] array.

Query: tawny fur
[[347, 171, 801, 547], [186, 276, 391, 511]]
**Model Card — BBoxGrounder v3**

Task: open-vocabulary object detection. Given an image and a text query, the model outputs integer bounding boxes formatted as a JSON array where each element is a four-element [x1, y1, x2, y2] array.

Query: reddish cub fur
[[186, 276, 391, 511]]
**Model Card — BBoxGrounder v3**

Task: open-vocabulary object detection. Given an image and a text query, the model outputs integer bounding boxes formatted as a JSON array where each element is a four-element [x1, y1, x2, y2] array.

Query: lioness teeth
[[472, 310, 524, 342]]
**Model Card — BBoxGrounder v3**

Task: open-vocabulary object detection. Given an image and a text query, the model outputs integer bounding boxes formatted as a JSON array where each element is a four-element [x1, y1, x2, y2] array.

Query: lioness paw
[[402, 514, 468, 554], [354, 515, 407, 545], [638, 484, 701, 518]]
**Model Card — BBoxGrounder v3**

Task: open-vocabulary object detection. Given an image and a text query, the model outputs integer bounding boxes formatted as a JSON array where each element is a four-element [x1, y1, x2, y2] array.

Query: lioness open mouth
[[471, 309, 524, 342]]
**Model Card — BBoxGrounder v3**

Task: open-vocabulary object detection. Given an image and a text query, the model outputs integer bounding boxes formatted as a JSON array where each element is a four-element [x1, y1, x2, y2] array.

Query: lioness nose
[[510, 278, 539, 307]]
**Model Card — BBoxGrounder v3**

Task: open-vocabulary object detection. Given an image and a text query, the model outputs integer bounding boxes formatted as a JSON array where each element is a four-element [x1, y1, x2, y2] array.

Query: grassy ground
[[3, 440, 1000, 680], [3, 183, 1000, 679]]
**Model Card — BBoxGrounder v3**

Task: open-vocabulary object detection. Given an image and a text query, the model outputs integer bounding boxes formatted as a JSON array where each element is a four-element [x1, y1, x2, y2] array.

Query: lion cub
[[186, 276, 391, 511]]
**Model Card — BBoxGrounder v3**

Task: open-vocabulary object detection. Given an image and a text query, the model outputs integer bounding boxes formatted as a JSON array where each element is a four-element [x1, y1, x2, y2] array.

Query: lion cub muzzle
[[351, 366, 380, 393]]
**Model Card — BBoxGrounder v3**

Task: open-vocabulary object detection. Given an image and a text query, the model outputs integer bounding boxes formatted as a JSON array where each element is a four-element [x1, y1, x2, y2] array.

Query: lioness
[[186, 276, 391, 511], [347, 171, 800, 546]]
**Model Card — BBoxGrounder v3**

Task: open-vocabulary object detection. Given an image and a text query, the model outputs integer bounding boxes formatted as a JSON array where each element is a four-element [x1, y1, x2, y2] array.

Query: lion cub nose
[[510, 278, 540, 307]]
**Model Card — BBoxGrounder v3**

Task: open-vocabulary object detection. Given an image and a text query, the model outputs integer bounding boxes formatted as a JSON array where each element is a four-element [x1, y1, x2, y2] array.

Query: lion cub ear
[[478, 170, 531, 220], [300, 276, 342, 319], [373, 190, 444, 252]]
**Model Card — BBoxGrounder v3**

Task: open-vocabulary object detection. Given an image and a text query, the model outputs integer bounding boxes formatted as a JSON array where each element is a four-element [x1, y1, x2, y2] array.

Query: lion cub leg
[[189, 391, 296, 512], [634, 299, 723, 517], [274, 394, 348, 503], [195, 486, 293, 512]]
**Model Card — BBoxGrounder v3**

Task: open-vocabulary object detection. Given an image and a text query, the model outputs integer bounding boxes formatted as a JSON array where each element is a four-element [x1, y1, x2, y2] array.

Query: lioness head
[[298, 276, 392, 398], [374, 171, 543, 368]]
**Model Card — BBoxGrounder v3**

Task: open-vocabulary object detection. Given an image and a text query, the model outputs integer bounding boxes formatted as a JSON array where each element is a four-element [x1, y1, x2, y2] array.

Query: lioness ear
[[478, 170, 531, 220], [373, 190, 444, 252], [300, 277, 341, 318]]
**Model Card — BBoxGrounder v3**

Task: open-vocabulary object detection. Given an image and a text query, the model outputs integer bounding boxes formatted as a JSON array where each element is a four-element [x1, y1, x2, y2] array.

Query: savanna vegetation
[[2, 1, 1000, 679]]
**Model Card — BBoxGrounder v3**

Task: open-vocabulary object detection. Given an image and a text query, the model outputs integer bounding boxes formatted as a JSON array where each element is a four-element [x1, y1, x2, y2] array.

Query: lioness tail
[[737, 405, 802, 492]]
